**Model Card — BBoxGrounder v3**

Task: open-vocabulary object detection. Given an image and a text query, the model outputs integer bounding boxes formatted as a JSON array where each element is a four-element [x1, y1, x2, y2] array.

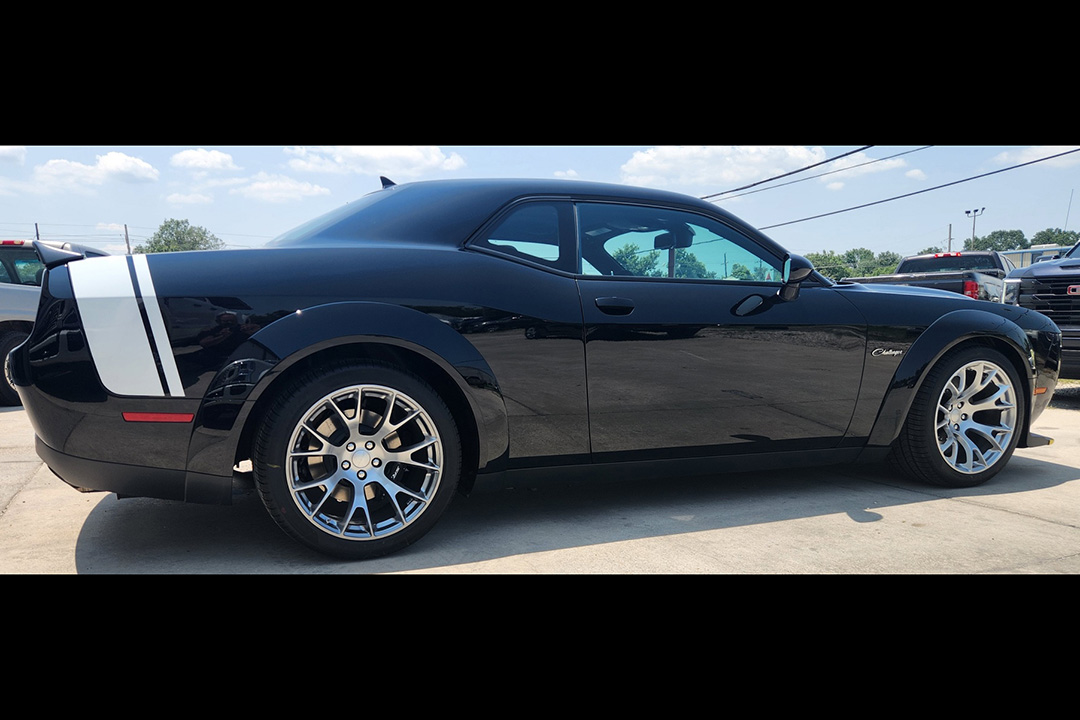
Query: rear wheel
[[892, 346, 1024, 488], [253, 361, 461, 559]]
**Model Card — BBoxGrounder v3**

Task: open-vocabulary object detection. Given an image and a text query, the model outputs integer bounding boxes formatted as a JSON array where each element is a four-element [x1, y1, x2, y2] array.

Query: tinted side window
[[470, 201, 575, 272], [578, 202, 783, 282], [15, 257, 44, 284], [1, 249, 44, 286]]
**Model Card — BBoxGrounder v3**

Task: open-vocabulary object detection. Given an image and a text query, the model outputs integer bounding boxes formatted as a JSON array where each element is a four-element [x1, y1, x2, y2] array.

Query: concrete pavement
[[1, 388, 1079, 573]]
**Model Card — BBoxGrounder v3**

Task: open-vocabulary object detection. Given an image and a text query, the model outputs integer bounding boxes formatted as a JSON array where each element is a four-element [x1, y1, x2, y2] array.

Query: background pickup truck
[[1002, 241, 1080, 379], [2, 240, 108, 405], [846, 251, 1015, 302]]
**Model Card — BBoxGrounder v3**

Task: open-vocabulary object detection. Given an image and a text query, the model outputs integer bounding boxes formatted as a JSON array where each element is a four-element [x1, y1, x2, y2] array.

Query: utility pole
[[947, 223, 952, 252], [124, 224, 131, 255], [35, 223, 40, 241]]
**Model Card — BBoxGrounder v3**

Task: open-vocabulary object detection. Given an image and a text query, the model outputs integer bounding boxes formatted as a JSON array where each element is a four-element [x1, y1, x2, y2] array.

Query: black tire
[[1, 332, 29, 406], [891, 346, 1024, 488], [253, 360, 462, 559]]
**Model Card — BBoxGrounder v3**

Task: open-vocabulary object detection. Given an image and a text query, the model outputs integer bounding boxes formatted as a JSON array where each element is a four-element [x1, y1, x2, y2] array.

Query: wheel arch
[[0, 320, 34, 336], [864, 309, 1035, 452], [211, 302, 509, 494]]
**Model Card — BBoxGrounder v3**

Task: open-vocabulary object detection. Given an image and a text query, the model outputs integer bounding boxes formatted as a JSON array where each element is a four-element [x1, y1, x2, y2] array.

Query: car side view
[[8, 178, 1062, 559]]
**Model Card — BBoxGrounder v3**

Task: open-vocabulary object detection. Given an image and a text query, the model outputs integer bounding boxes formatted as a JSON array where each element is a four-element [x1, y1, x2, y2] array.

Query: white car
[[1, 240, 108, 405]]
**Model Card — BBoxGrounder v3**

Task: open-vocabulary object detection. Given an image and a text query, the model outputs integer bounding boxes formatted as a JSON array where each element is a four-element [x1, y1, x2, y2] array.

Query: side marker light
[[122, 412, 195, 423]]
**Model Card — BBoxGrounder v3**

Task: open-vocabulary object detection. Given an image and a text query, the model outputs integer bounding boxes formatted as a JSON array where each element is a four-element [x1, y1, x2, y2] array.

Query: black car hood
[[1009, 254, 1080, 279]]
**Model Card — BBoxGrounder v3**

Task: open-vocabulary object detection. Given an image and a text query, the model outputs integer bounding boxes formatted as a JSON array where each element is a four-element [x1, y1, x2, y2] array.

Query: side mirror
[[778, 254, 815, 301]]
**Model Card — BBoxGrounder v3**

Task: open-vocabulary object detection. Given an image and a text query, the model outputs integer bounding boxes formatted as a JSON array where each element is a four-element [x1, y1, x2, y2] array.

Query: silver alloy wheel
[[286, 383, 443, 540], [935, 359, 1018, 475]]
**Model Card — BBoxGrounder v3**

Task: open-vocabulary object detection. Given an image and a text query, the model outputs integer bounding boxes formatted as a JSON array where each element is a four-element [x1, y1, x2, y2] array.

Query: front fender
[[863, 308, 1034, 452]]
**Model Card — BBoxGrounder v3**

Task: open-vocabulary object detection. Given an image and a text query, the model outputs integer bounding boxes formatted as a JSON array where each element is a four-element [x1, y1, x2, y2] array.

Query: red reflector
[[122, 412, 195, 423], [963, 280, 979, 299], [1, 240, 26, 245]]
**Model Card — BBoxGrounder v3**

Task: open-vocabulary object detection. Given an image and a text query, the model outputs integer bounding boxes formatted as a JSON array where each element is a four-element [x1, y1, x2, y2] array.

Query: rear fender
[[186, 301, 508, 479]]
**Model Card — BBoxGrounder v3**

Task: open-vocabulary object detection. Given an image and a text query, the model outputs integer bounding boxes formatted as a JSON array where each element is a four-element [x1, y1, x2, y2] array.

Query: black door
[[575, 201, 866, 462]]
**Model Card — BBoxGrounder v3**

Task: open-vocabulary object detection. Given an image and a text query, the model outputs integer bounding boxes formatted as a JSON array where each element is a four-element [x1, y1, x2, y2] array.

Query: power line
[[700, 145, 875, 200], [717, 146, 933, 201], [759, 147, 1080, 231]]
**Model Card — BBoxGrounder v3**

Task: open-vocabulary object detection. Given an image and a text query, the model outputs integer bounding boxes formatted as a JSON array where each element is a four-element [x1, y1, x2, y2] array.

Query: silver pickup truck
[[2, 240, 109, 404], [846, 251, 1014, 303]]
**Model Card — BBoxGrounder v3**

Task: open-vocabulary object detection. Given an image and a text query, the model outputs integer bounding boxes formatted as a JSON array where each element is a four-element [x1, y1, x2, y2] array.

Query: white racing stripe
[[131, 254, 185, 397], [68, 255, 184, 398]]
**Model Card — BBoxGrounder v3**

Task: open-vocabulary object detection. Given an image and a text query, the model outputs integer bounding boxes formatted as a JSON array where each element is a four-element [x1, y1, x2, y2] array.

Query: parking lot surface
[[2, 388, 1079, 574]]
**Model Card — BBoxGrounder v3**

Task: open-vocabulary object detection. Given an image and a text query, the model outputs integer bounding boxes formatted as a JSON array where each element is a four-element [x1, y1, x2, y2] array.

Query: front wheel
[[253, 361, 461, 559], [892, 346, 1024, 488]]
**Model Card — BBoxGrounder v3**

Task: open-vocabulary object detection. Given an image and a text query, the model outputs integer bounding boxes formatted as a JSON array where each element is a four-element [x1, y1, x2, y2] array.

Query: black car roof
[[269, 177, 766, 250]]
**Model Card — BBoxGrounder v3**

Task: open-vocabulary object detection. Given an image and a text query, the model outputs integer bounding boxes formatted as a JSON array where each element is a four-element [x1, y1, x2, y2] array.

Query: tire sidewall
[[254, 362, 461, 559], [917, 346, 1025, 488]]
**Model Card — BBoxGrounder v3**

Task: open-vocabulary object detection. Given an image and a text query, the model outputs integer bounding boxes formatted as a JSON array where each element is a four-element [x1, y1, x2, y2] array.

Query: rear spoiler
[[34, 241, 86, 269]]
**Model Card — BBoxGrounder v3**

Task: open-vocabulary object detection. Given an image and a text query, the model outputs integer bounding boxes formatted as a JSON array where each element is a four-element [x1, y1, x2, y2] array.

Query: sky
[[2, 145, 1079, 259]]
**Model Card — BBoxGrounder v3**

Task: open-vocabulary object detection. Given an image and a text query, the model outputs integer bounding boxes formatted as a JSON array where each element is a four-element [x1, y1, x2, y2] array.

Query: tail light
[[963, 280, 979, 299]]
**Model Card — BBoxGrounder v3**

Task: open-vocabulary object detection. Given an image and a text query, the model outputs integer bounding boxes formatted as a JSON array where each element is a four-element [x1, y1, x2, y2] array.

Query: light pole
[[966, 207, 985, 244]]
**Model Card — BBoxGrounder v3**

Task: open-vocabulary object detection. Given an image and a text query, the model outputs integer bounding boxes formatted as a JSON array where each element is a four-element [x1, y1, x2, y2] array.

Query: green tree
[[730, 263, 752, 280], [612, 243, 662, 277], [611, 243, 717, 279], [805, 248, 903, 281], [804, 250, 850, 281], [1030, 227, 1080, 248], [843, 247, 876, 274], [964, 229, 1028, 252], [875, 251, 902, 270], [134, 219, 225, 254], [918, 246, 943, 255], [673, 249, 717, 280]]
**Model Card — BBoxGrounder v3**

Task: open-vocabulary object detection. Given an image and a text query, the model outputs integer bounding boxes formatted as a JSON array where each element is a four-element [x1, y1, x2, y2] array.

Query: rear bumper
[[36, 436, 234, 505]]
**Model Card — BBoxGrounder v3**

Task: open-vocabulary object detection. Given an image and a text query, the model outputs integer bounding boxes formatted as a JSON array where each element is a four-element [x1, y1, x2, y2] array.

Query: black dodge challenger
[[8, 178, 1062, 559]]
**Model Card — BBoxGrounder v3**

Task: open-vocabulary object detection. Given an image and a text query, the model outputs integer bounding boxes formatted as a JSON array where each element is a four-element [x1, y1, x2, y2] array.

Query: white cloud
[[30, 151, 158, 192], [906, 169, 927, 181], [167, 192, 213, 205], [0, 146, 26, 163], [826, 181, 845, 191], [171, 148, 240, 172], [95, 152, 159, 182], [620, 146, 829, 189], [555, 169, 579, 178], [284, 146, 466, 177], [231, 172, 331, 203], [993, 146, 1080, 168]]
